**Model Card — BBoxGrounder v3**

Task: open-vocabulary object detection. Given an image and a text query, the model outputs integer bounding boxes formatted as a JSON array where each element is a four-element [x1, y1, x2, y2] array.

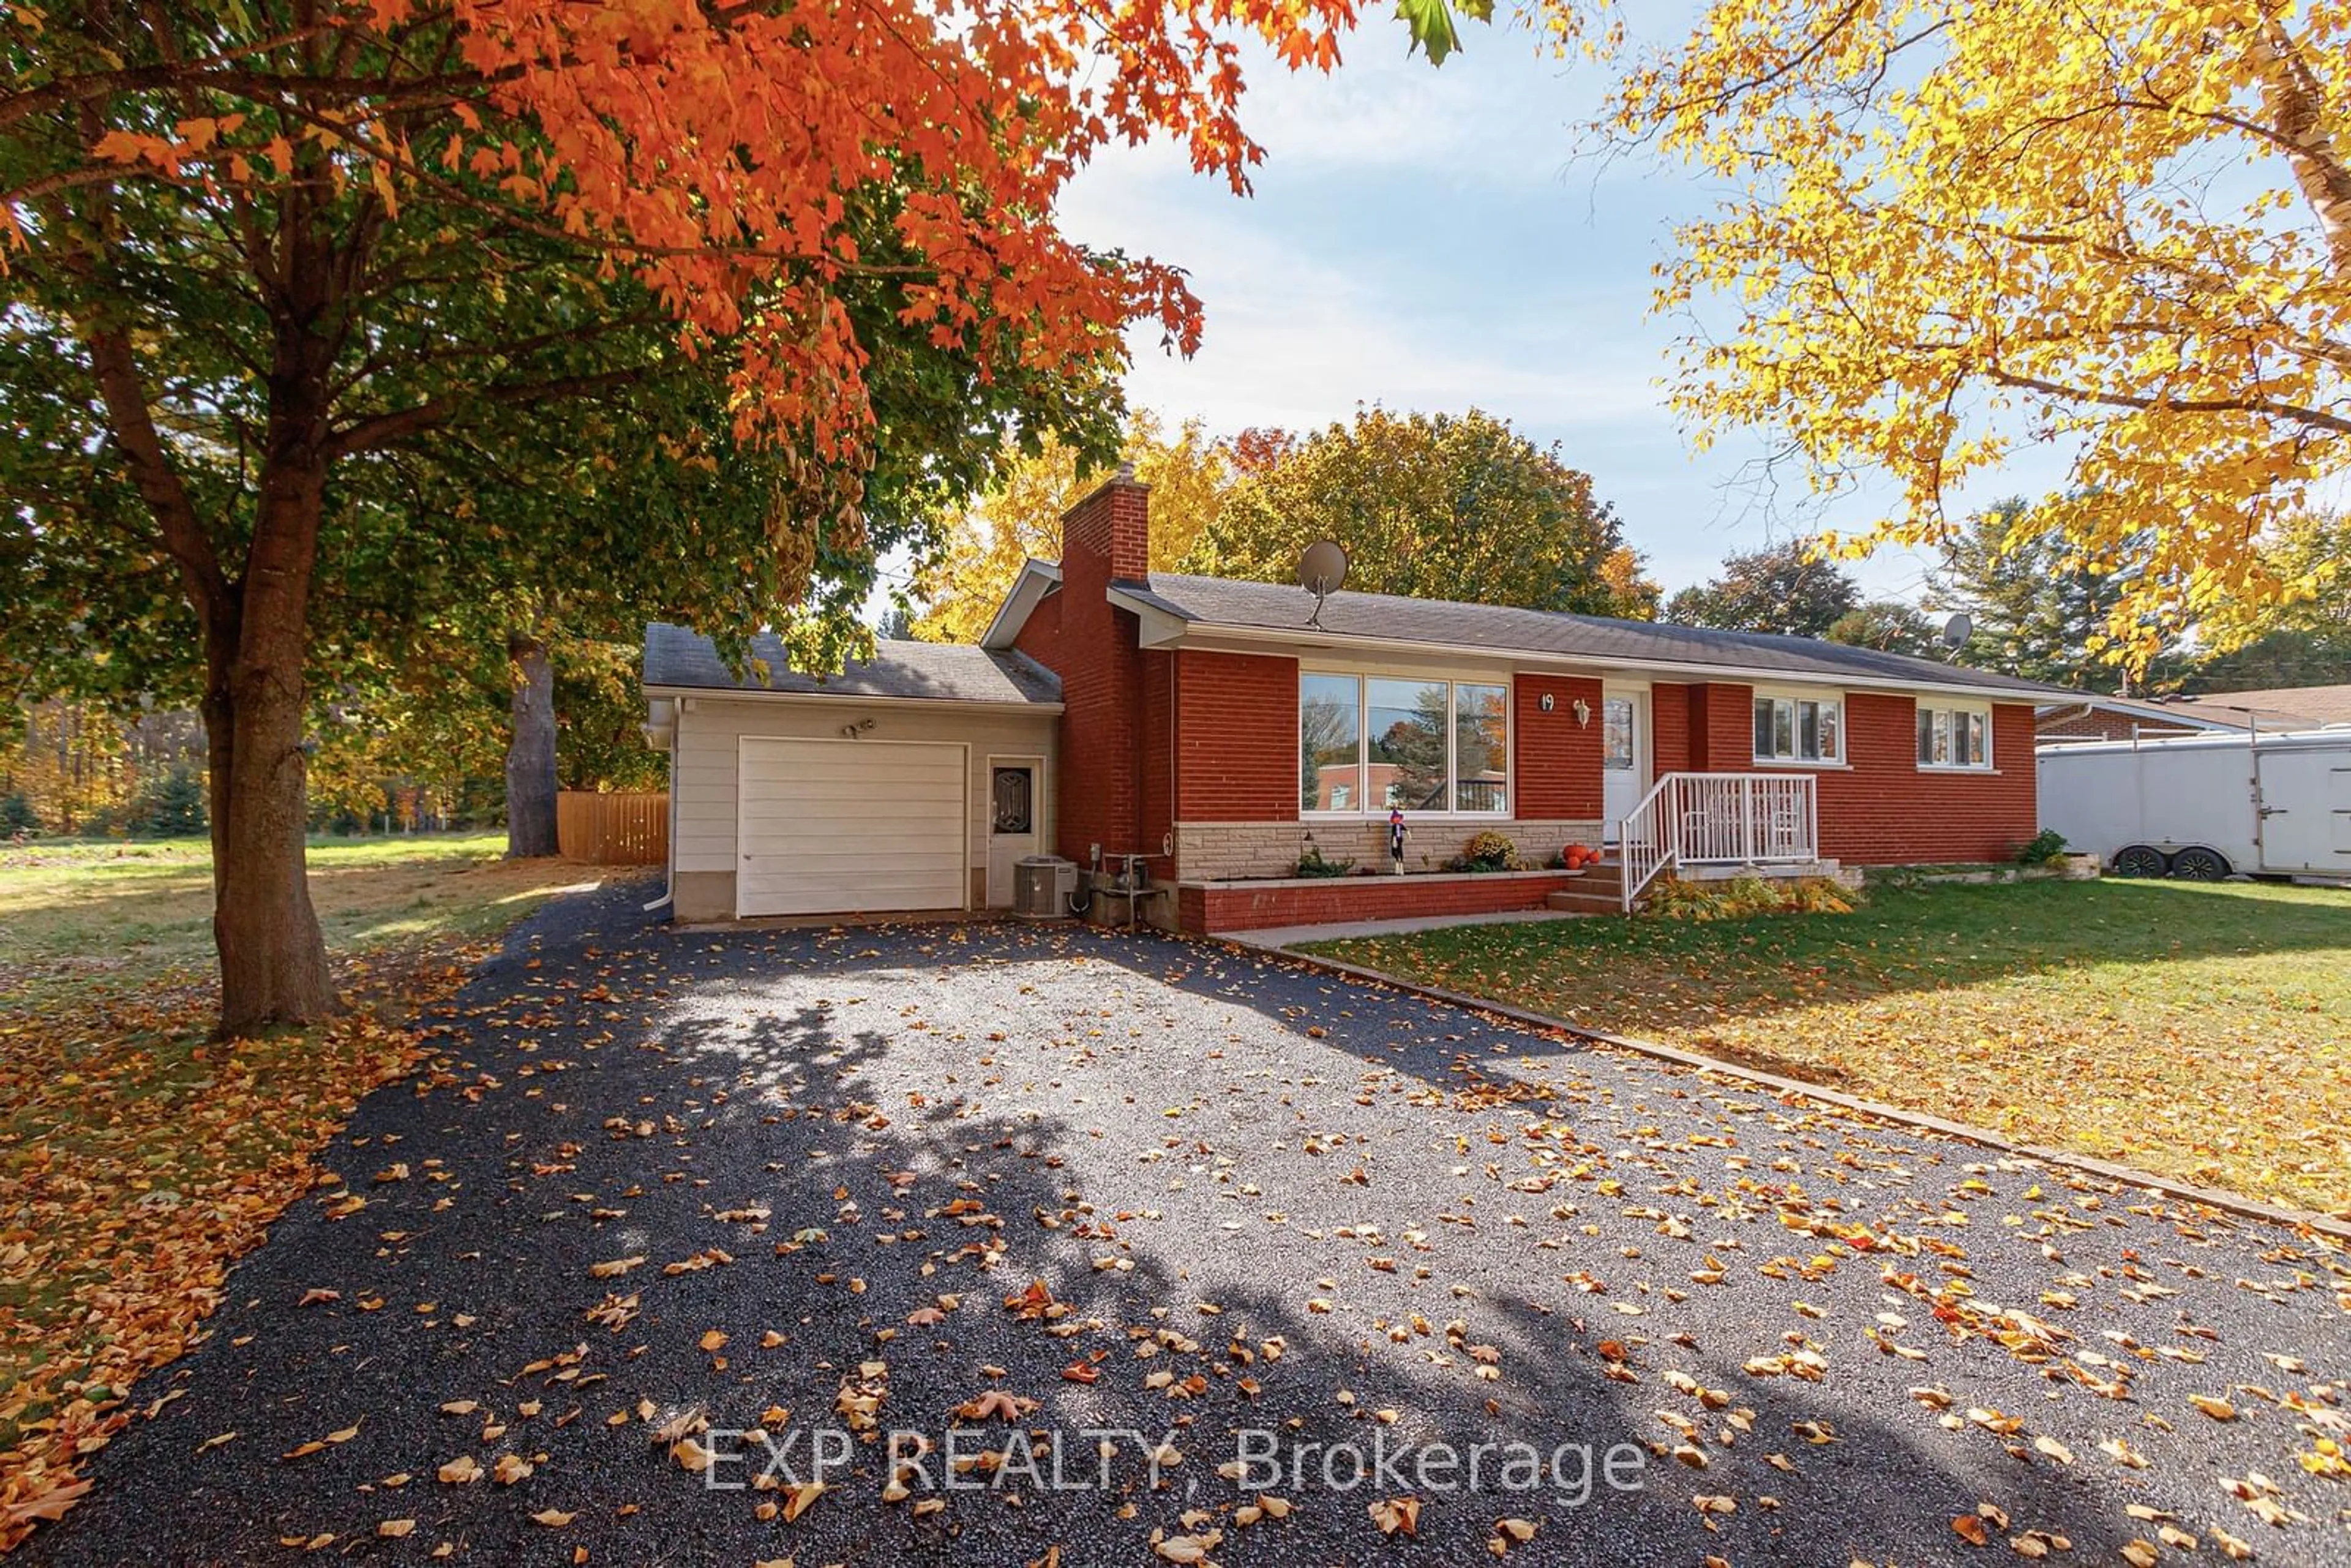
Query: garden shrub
[[1450, 829, 1520, 873], [1784, 876, 1858, 913], [2014, 828, 2069, 866], [1645, 873, 1856, 920], [1294, 841, 1355, 878]]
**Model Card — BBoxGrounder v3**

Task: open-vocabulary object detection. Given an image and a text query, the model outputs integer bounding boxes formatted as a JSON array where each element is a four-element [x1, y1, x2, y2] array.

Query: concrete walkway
[[1220, 905, 1591, 948]]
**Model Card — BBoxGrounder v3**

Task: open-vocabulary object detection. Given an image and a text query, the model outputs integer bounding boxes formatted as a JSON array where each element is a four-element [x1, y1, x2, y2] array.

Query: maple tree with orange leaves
[[0, 0, 1389, 1035]]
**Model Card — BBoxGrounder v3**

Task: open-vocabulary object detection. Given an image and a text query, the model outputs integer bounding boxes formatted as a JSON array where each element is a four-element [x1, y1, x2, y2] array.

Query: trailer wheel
[[2112, 844, 2169, 878], [2168, 845, 2230, 881]]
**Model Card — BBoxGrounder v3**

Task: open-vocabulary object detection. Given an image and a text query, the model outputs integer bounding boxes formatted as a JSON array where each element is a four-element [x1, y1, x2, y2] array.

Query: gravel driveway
[[28, 885, 2351, 1566]]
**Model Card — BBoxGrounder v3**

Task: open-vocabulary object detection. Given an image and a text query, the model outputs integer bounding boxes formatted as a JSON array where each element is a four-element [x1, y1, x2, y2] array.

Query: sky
[[1049, 20, 2060, 604]]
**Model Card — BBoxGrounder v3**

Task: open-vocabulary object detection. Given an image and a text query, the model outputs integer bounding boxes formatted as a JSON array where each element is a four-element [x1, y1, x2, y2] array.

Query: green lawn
[[0, 832, 601, 1011], [1308, 878, 2351, 1218]]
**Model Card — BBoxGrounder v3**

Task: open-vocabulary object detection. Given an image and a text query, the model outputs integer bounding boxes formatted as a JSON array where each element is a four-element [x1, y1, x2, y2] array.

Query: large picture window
[[1300, 672, 1510, 816], [1752, 692, 1842, 764], [1917, 702, 1991, 769]]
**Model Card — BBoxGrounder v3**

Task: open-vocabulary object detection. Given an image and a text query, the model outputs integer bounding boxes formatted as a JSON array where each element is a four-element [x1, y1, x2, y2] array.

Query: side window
[[1754, 694, 1841, 762], [1916, 703, 1991, 768]]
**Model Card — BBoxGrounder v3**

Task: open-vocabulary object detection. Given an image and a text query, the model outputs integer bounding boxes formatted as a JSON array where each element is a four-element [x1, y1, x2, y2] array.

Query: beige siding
[[671, 695, 1057, 879]]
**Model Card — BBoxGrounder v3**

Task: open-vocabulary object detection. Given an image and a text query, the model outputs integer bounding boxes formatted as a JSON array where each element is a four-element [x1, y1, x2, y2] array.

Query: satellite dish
[[1298, 539, 1349, 629], [1940, 612, 1974, 651]]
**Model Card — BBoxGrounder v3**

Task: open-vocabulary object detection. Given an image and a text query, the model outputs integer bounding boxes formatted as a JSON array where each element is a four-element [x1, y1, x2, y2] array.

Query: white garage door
[[736, 737, 968, 917]]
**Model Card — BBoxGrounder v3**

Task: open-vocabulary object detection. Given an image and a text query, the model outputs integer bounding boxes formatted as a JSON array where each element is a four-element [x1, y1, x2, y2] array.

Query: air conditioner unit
[[1014, 855, 1078, 920]]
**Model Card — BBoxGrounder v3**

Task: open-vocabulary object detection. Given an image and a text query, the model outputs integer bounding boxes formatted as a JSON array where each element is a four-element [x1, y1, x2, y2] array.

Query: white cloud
[[1219, 29, 1602, 179], [1092, 201, 1661, 435], [1041, 22, 2085, 606]]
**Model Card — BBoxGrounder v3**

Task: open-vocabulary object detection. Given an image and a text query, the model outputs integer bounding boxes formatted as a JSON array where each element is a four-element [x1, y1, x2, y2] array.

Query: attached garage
[[736, 737, 968, 917], [641, 624, 1061, 923]]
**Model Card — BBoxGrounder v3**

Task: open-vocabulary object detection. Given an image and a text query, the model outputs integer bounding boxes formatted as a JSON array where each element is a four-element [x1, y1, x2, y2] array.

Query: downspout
[[642, 705, 677, 912]]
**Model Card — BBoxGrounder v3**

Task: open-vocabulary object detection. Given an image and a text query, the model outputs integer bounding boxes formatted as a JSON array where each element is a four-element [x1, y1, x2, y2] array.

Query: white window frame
[[1750, 688, 1845, 767], [1299, 668, 1512, 819], [1916, 699, 1993, 771]]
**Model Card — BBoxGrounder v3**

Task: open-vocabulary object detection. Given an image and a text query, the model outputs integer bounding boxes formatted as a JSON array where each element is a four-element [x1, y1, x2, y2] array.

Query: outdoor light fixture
[[1572, 697, 1592, 727]]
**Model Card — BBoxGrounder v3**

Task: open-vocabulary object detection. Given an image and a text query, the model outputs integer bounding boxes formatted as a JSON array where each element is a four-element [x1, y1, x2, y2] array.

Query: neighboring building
[[645, 470, 2065, 932], [2160, 683, 2351, 731], [2035, 696, 2235, 745], [2037, 683, 2351, 745]]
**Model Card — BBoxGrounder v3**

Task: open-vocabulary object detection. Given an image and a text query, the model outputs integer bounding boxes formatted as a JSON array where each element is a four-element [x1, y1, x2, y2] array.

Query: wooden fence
[[557, 790, 669, 865]]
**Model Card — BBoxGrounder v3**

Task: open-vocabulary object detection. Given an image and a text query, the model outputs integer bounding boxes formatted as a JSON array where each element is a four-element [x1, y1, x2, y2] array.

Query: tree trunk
[[209, 655, 336, 1035], [208, 464, 339, 1037], [506, 632, 560, 858]]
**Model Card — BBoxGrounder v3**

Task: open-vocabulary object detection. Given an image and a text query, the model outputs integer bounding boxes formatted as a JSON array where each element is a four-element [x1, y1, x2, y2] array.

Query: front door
[[985, 759, 1041, 907], [1600, 686, 1647, 843]]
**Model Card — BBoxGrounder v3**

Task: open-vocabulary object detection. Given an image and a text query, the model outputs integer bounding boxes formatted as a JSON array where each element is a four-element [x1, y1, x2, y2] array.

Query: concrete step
[[1546, 887, 1632, 915]]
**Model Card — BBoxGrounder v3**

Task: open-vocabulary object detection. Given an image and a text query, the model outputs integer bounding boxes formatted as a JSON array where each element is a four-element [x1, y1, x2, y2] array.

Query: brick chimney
[[1046, 463, 1153, 868], [1061, 463, 1150, 585]]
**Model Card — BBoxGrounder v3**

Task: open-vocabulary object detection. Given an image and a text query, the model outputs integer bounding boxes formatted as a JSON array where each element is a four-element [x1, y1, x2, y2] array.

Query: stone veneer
[[1173, 819, 1603, 881]]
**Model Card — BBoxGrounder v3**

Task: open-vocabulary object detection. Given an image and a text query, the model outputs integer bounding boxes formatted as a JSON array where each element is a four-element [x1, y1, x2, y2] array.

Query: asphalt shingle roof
[[642, 623, 1061, 705], [2163, 683, 2351, 728], [1120, 573, 2066, 696]]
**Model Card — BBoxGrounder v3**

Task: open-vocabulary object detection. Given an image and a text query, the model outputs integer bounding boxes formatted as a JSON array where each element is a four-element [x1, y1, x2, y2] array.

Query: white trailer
[[2036, 728, 2351, 880]]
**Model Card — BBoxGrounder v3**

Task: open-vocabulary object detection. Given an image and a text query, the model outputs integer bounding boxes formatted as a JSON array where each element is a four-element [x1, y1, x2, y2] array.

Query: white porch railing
[[1618, 771, 1820, 911]]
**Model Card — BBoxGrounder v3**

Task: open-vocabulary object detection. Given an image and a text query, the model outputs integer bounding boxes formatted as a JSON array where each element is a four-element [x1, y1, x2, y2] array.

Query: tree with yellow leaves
[[1182, 407, 1651, 616], [2189, 508, 2351, 686], [912, 412, 1234, 642], [1487, 0, 2351, 667]]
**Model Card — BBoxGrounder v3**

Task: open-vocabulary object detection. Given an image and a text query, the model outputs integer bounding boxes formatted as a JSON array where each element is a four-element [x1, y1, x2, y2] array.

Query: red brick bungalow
[[975, 472, 2055, 931], [644, 471, 2058, 932]]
